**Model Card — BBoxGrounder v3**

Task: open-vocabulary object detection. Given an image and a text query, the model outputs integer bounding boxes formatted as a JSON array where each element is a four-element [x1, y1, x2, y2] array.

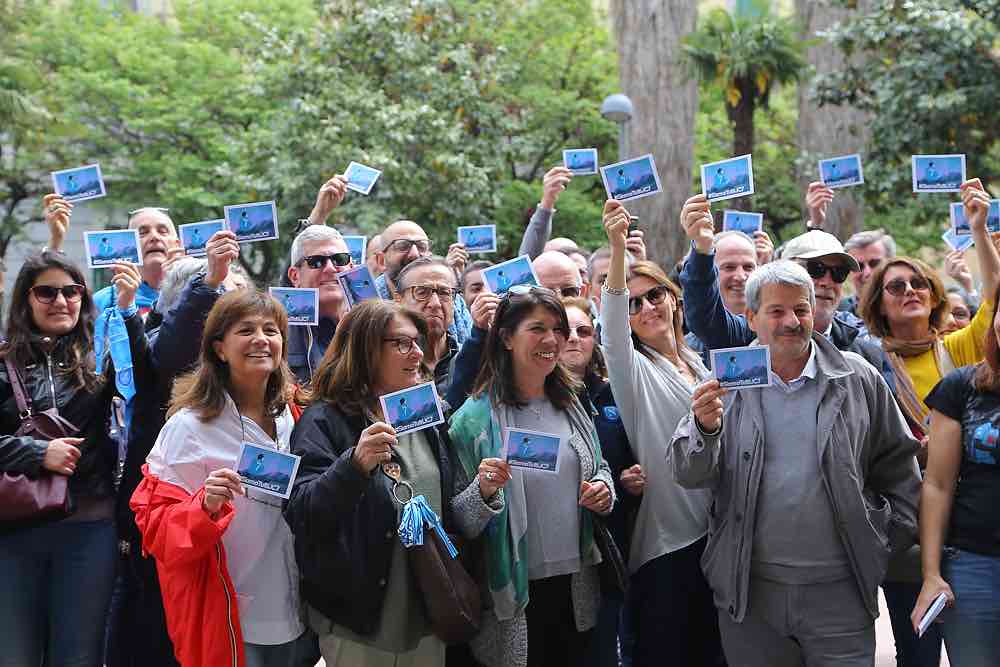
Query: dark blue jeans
[[941, 548, 1000, 666], [0, 518, 117, 667], [882, 580, 942, 667]]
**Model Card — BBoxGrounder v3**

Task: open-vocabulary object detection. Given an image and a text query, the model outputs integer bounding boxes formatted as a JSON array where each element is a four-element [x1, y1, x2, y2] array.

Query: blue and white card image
[[600, 154, 662, 202], [722, 210, 763, 235], [563, 148, 598, 176], [710, 345, 772, 389], [179, 219, 225, 256], [503, 428, 563, 474], [950, 202, 971, 235], [942, 228, 974, 253], [236, 441, 301, 500], [343, 235, 367, 266], [482, 255, 539, 295], [818, 154, 864, 189], [344, 161, 382, 195], [379, 381, 445, 436], [457, 225, 497, 254], [912, 154, 966, 193], [989, 200, 1000, 233], [337, 265, 380, 309], [83, 229, 142, 269], [51, 164, 106, 203], [269, 287, 319, 326], [702, 154, 755, 202], [224, 201, 279, 243]]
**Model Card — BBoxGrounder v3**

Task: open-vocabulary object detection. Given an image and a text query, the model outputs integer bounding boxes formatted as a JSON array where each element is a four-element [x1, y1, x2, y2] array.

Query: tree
[[609, 0, 700, 268]]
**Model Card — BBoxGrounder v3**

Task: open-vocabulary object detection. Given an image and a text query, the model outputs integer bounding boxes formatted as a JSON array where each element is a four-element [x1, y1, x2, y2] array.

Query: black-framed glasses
[[383, 336, 423, 355], [30, 284, 85, 304], [385, 238, 432, 254], [406, 285, 458, 303], [301, 253, 352, 270], [628, 285, 669, 315], [802, 259, 851, 284], [568, 324, 595, 339], [554, 285, 582, 298], [884, 277, 930, 297]]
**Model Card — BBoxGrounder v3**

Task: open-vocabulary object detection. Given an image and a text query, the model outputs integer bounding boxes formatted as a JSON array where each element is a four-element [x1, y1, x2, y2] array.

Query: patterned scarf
[[882, 331, 954, 436]]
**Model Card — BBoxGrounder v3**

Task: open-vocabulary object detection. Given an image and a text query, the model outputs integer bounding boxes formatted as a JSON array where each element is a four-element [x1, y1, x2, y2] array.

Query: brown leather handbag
[[0, 356, 78, 522]]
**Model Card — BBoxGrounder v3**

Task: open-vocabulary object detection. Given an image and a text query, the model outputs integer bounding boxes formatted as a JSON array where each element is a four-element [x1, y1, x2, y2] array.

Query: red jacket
[[130, 464, 244, 667]]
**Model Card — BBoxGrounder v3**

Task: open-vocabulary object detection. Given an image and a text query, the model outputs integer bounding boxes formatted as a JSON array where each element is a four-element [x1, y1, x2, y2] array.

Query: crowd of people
[[0, 165, 997, 667]]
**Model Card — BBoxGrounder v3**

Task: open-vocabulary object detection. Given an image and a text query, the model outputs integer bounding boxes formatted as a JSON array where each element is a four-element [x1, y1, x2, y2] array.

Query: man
[[671, 260, 921, 667], [587, 234, 647, 312], [518, 166, 572, 260], [366, 233, 383, 277], [286, 225, 354, 383], [679, 195, 895, 390], [533, 250, 587, 298], [840, 229, 897, 316], [460, 260, 492, 307], [374, 219, 474, 344]]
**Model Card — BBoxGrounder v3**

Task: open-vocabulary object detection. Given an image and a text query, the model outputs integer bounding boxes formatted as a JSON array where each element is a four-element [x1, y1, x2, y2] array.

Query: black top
[[925, 365, 1000, 557]]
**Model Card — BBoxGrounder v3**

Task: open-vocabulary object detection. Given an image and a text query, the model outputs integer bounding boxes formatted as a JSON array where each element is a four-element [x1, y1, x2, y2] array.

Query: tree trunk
[[609, 0, 699, 270], [729, 83, 756, 211], [795, 0, 873, 241]]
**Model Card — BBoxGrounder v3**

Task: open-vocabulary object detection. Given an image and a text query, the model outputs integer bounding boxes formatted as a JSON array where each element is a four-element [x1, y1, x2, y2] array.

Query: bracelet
[[603, 282, 627, 296]]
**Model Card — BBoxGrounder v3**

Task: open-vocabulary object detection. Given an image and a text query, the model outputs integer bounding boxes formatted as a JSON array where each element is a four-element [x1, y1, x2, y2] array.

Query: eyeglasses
[[301, 253, 352, 270], [856, 258, 883, 271], [30, 284, 85, 304], [568, 324, 595, 339], [406, 285, 457, 303], [384, 336, 423, 355], [555, 285, 582, 298], [628, 285, 669, 315], [385, 239, 432, 255], [802, 259, 851, 284], [127, 207, 170, 216], [884, 277, 931, 297]]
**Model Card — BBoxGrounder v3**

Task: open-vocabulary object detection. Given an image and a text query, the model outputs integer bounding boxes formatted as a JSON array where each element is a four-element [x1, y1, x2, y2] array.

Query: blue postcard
[[379, 381, 445, 436], [179, 219, 225, 256], [710, 345, 772, 389], [912, 154, 966, 193], [51, 164, 106, 203], [990, 200, 1000, 233], [600, 154, 662, 202], [235, 441, 302, 500], [818, 154, 864, 189], [722, 210, 763, 235], [343, 235, 367, 266], [269, 287, 319, 326], [224, 201, 279, 243], [457, 225, 497, 254], [337, 265, 380, 309], [344, 161, 382, 196], [702, 154, 755, 202], [942, 228, 974, 253], [950, 202, 971, 235], [563, 148, 598, 176], [83, 229, 142, 269], [503, 428, 563, 474], [482, 255, 539, 295]]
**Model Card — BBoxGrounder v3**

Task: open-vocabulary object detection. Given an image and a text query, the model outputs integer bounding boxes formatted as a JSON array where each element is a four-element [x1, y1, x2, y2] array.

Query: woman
[[0, 252, 148, 666], [449, 285, 615, 667], [598, 200, 723, 666], [912, 289, 1000, 665], [131, 290, 316, 667], [941, 285, 975, 335], [284, 299, 491, 666]]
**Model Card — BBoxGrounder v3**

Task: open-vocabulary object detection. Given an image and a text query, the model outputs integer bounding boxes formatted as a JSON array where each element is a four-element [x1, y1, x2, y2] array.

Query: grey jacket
[[670, 333, 921, 622]]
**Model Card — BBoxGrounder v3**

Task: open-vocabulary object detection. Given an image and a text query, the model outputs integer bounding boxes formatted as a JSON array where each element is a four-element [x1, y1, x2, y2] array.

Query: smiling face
[[802, 255, 847, 333], [212, 314, 283, 388], [879, 265, 933, 334], [561, 306, 596, 378], [288, 237, 351, 319], [747, 283, 814, 364], [714, 235, 757, 314], [29, 268, 82, 336], [627, 275, 676, 346], [503, 305, 567, 386], [374, 314, 425, 395], [945, 292, 972, 333]]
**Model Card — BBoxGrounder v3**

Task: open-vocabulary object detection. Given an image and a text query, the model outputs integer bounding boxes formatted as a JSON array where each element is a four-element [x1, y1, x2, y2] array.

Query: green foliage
[[814, 0, 1000, 253]]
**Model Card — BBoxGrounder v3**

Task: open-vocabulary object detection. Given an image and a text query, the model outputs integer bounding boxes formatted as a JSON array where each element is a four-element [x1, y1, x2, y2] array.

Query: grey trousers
[[717, 576, 875, 667]]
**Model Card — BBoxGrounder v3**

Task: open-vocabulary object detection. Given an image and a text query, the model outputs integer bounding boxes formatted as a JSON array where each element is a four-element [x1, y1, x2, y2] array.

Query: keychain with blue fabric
[[385, 462, 458, 558]]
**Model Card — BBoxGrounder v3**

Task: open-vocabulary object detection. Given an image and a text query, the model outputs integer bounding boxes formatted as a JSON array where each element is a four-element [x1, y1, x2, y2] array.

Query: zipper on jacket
[[215, 543, 239, 667], [44, 350, 58, 408]]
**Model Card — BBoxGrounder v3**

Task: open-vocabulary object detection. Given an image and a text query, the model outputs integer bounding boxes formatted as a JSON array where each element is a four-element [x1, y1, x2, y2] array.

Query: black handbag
[[592, 513, 629, 597]]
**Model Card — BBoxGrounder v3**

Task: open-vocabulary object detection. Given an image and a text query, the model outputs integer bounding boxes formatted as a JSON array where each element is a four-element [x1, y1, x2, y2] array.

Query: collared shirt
[[768, 341, 818, 394]]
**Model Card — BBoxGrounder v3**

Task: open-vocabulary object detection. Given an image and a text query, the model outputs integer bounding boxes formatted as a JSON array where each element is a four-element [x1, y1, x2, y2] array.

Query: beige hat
[[781, 230, 861, 272]]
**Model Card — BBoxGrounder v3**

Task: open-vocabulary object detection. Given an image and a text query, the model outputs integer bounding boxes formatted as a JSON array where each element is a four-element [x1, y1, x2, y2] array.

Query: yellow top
[[902, 300, 994, 406]]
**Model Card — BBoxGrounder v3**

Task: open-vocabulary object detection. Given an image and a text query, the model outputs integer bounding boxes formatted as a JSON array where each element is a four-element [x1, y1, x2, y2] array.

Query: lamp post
[[600, 93, 634, 162]]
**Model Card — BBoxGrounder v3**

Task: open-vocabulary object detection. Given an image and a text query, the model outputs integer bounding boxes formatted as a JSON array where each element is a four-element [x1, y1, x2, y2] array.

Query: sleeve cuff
[[118, 303, 139, 319]]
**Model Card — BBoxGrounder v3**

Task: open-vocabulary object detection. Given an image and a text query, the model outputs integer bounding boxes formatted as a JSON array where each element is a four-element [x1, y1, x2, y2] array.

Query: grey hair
[[128, 208, 175, 232], [713, 229, 755, 250], [843, 229, 896, 258], [155, 257, 208, 314], [745, 260, 815, 314], [289, 225, 346, 267]]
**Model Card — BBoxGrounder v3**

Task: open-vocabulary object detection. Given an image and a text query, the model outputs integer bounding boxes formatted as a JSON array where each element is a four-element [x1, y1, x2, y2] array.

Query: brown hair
[[1, 251, 102, 392], [627, 260, 691, 361], [561, 296, 608, 381], [472, 287, 582, 409], [974, 284, 1000, 391], [309, 299, 431, 416], [168, 290, 298, 421], [858, 257, 948, 339]]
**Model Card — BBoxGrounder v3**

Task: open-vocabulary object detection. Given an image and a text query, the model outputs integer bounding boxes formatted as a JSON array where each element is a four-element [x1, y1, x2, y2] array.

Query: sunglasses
[[30, 284, 85, 304], [301, 253, 352, 270], [628, 285, 669, 315], [884, 277, 930, 297], [385, 238, 432, 254], [802, 259, 851, 284]]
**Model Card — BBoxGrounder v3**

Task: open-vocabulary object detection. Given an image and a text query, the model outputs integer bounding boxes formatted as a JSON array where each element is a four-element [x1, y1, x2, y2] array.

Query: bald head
[[544, 237, 579, 254], [377, 220, 431, 277], [533, 250, 587, 298]]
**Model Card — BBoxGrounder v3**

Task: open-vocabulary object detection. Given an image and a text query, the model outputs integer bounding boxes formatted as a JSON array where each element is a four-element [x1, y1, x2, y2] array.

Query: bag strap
[[3, 355, 33, 418]]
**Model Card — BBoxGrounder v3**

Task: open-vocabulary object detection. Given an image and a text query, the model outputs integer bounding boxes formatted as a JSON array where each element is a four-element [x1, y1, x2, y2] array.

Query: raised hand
[[446, 242, 469, 276], [204, 230, 241, 289], [603, 200, 630, 250], [680, 195, 714, 254], [692, 379, 727, 433], [625, 228, 647, 261], [43, 194, 73, 252], [806, 182, 835, 228], [541, 166, 573, 210], [753, 230, 774, 265], [470, 292, 500, 331], [309, 175, 349, 225], [944, 250, 974, 293], [112, 262, 143, 310], [961, 178, 990, 234]]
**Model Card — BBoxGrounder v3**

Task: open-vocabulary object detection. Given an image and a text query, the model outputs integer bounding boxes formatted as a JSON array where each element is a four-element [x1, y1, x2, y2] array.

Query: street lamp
[[601, 93, 634, 161]]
